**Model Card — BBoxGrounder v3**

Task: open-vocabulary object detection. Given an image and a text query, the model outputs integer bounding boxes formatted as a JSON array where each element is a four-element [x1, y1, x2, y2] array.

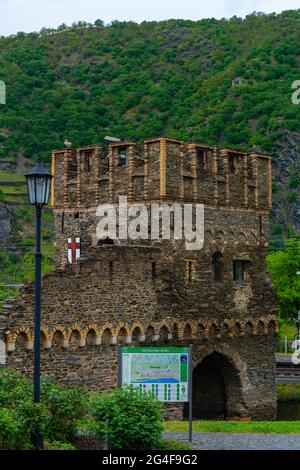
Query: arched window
[[117, 327, 127, 344], [145, 326, 155, 342], [212, 252, 223, 281], [160, 326, 169, 342], [102, 328, 112, 345], [132, 327, 142, 343], [69, 330, 80, 347], [86, 329, 97, 346]]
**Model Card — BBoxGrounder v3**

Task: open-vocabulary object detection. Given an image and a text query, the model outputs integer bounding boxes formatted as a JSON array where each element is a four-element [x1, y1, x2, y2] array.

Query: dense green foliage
[[0, 370, 168, 450], [0, 369, 87, 449], [267, 237, 300, 318], [277, 384, 300, 420], [88, 386, 164, 450], [277, 384, 300, 403], [0, 10, 300, 162]]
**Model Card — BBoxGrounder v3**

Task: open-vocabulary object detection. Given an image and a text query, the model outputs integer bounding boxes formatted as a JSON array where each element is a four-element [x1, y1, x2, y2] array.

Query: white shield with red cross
[[67, 237, 80, 264]]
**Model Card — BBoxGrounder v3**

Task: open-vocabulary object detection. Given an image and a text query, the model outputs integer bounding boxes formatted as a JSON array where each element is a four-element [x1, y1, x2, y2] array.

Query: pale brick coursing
[[0, 138, 278, 420]]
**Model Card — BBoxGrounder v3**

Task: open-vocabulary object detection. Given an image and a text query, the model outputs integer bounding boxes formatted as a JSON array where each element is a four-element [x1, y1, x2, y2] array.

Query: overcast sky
[[1, 0, 299, 36]]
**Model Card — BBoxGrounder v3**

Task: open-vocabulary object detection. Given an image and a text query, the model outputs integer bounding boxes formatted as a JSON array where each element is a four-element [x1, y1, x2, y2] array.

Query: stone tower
[[1, 138, 278, 420]]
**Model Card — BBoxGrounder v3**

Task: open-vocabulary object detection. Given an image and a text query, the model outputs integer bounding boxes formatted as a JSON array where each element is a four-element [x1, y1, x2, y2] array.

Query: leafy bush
[[277, 384, 300, 403], [0, 369, 87, 449], [0, 401, 48, 449], [0, 369, 32, 405], [89, 386, 164, 450], [41, 376, 87, 442], [44, 440, 76, 450], [0, 408, 27, 450]]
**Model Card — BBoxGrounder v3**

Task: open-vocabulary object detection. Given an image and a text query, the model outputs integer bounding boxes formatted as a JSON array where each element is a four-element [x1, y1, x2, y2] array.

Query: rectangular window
[[109, 261, 113, 281], [196, 149, 207, 171], [118, 148, 127, 168], [61, 212, 64, 234], [259, 215, 263, 237], [83, 152, 92, 172], [151, 262, 156, 281], [233, 260, 246, 282], [229, 157, 236, 175], [67, 158, 77, 179]]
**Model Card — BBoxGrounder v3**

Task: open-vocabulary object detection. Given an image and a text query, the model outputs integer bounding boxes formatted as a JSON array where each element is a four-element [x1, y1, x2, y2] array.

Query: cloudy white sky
[[1, 0, 299, 36]]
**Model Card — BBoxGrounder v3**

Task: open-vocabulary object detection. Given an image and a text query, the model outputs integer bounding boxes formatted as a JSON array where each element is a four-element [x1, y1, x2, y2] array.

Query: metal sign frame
[[118, 345, 193, 442]]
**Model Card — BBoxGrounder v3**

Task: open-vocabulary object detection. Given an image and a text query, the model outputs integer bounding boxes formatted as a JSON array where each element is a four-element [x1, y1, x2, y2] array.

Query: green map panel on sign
[[131, 354, 179, 383], [121, 347, 189, 402]]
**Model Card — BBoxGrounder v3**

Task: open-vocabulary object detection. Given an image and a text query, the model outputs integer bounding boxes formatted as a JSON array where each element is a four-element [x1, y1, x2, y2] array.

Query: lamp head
[[25, 160, 52, 207]]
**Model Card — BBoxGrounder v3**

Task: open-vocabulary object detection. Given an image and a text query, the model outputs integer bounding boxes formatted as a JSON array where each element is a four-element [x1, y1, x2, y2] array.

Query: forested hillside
[[0, 10, 299, 287], [1, 11, 300, 157]]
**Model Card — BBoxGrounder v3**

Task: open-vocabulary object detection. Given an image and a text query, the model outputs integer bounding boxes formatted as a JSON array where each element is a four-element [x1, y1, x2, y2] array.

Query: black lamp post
[[25, 160, 52, 449]]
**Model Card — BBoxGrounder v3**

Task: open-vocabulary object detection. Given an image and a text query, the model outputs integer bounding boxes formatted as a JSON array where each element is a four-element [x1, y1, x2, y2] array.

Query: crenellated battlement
[[51, 138, 272, 211]]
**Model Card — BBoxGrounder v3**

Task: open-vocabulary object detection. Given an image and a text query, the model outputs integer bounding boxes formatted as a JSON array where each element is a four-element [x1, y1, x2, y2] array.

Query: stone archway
[[190, 349, 248, 419]]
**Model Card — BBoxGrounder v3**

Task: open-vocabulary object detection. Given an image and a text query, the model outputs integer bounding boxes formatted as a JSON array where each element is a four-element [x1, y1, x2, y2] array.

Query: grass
[[160, 439, 192, 450], [3, 195, 26, 202], [164, 420, 300, 434], [0, 185, 27, 195], [0, 171, 25, 182]]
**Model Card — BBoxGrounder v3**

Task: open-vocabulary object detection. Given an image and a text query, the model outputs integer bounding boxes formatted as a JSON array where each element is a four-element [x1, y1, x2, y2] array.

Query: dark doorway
[[187, 352, 243, 419]]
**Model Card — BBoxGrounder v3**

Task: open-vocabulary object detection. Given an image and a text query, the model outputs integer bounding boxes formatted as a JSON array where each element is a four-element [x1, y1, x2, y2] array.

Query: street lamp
[[25, 160, 52, 449]]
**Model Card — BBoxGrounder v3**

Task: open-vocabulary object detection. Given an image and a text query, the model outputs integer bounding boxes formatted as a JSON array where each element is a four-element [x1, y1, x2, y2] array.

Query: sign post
[[118, 345, 122, 388], [119, 346, 192, 442], [188, 345, 193, 443]]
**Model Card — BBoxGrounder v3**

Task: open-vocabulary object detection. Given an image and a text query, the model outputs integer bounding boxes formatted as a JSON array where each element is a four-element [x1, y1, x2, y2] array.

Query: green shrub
[[0, 369, 87, 448], [0, 408, 27, 450], [77, 416, 102, 437], [44, 440, 76, 450], [41, 376, 87, 442], [277, 384, 300, 402], [89, 386, 164, 450], [0, 369, 32, 406]]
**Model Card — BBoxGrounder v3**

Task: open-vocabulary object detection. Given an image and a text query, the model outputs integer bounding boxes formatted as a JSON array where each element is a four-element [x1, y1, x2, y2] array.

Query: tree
[[94, 19, 104, 28], [267, 237, 300, 319]]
